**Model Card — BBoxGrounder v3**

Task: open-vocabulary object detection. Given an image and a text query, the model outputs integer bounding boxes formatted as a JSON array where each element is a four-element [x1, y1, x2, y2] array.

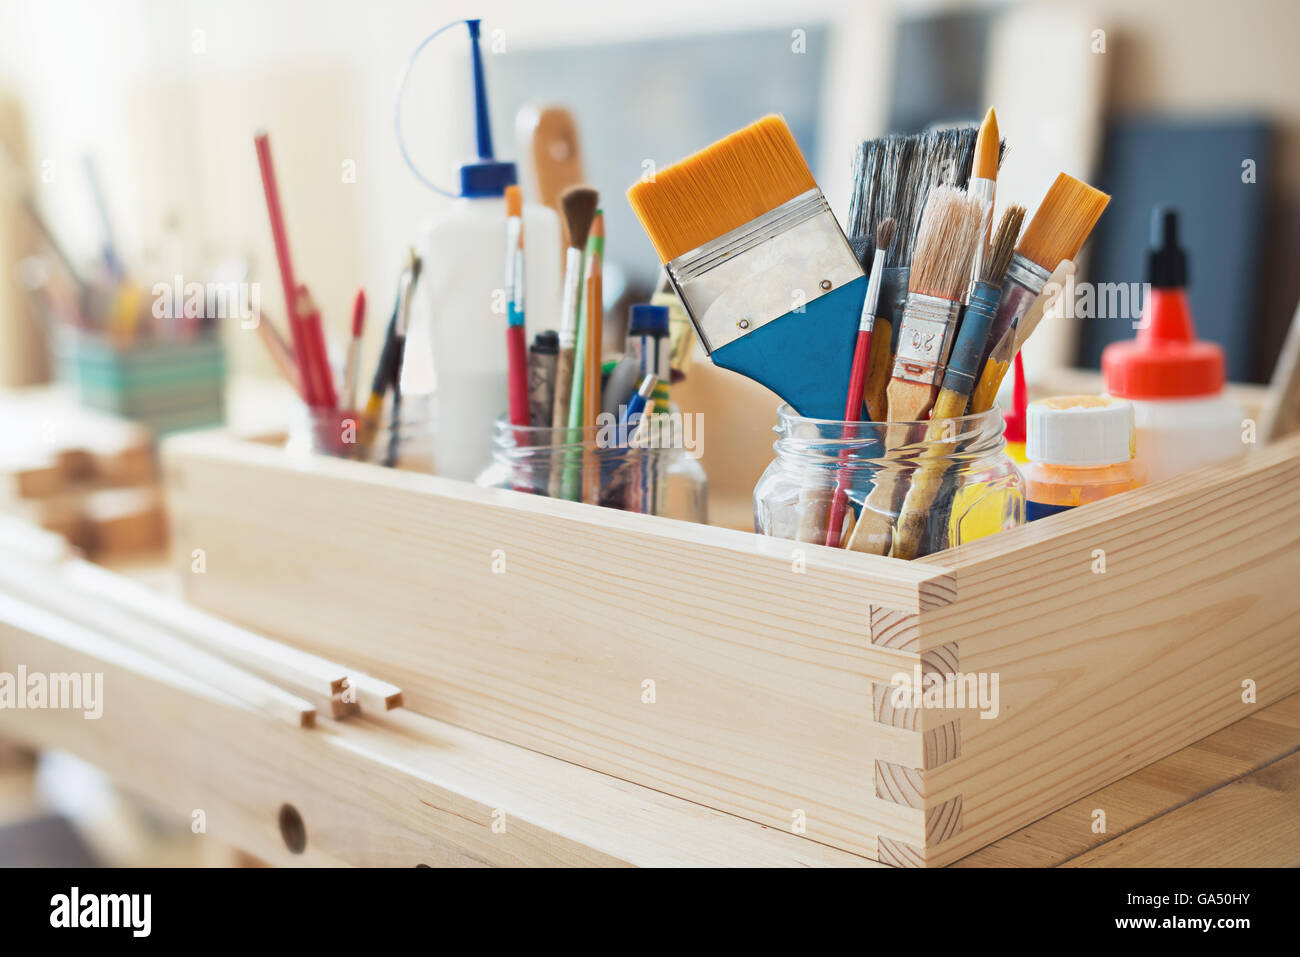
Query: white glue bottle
[[1101, 207, 1244, 484], [398, 19, 560, 480]]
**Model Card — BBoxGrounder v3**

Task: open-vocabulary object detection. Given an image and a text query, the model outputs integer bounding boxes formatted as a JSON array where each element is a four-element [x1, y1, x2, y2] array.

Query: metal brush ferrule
[[664, 188, 862, 354], [977, 254, 1053, 372], [891, 293, 962, 388], [941, 280, 1000, 395], [1004, 254, 1051, 295]]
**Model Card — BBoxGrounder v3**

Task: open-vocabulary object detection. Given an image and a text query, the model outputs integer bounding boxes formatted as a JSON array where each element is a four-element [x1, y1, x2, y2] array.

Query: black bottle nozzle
[[1146, 205, 1188, 289]]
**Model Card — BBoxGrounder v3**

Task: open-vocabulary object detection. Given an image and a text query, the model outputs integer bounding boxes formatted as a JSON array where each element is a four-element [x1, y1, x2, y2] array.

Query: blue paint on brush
[[710, 276, 868, 421]]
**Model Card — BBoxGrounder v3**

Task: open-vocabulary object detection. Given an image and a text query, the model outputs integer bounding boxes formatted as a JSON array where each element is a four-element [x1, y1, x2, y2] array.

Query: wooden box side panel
[[908, 438, 1300, 865], [162, 434, 954, 859]]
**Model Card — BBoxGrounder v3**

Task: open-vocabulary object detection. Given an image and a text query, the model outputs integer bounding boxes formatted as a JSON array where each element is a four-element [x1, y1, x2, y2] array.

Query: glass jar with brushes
[[753, 404, 1024, 559], [475, 414, 707, 523]]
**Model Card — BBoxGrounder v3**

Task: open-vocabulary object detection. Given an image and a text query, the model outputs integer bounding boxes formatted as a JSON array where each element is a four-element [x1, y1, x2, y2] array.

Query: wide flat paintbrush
[[627, 115, 865, 420], [846, 186, 983, 556], [891, 205, 1024, 560], [824, 218, 896, 548], [970, 173, 1110, 412]]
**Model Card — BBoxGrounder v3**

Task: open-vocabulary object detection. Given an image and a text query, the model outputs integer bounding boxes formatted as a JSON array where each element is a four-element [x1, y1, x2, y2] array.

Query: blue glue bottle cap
[[459, 19, 516, 197], [628, 304, 670, 336]]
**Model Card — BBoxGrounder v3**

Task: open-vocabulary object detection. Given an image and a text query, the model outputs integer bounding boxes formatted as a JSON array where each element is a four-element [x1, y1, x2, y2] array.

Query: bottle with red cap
[[1101, 207, 1244, 484]]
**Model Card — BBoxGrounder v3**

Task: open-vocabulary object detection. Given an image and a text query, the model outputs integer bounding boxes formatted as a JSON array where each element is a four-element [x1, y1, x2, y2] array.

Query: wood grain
[[909, 437, 1300, 864], [955, 693, 1300, 867], [0, 591, 878, 868], [164, 430, 955, 858]]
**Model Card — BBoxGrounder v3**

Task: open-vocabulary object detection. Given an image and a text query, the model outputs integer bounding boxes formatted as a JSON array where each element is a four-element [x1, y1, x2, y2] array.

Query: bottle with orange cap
[[1101, 207, 1244, 484]]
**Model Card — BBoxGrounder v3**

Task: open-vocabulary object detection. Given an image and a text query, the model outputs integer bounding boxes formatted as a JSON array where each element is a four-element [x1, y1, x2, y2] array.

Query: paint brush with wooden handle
[[969, 259, 1076, 415], [824, 217, 896, 548], [966, 108, 1000, 292], [551, 186, 598, 431], [891, 205, 1025, 560], [845, 185, 983, 556], [970, 173, 1110, 413]]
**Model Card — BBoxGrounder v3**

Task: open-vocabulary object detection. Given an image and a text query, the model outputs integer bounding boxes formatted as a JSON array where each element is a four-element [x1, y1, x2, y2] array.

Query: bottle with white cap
[[397, 20, 561, 480], [1023, 395, 1147, 522], [1101, 207, 1243, 484]]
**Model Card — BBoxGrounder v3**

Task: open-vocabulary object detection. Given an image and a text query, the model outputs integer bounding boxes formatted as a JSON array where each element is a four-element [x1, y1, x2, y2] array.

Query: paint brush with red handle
[[504, 185, 530, 428], [825, 217, 895, 548], [342, 288, 366, 411]]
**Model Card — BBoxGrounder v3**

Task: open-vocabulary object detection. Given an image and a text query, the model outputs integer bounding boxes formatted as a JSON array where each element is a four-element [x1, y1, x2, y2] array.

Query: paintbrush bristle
[[981, 204, 1025, 285], [1018, 173, 1110, 269], [972, 108, 1000, 182], [561, 185, 599, 251], [627, 115, 816, 263], [874, 217, 897, 260], [504, 185, 522, 218], [908, 185, 984, 300], [847, 128, 1008, 268]]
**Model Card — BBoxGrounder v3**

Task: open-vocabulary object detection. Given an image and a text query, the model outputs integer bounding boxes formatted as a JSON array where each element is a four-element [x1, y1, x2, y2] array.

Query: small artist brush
[[342, 289, 366, 411], [582, 266, 603, 504], [504, 186, 529, 429], [551, 186, 598, 430], [891, 205, 1025, 560], [966, 109, 1000, 290], [824, 217, 896, 548], [627, 115, 865, 420], [970, 173, 1110, 413], [359, 256, 418, 456], [384, 257, 422, 467], [845, 186, 983, 556], [565, 211, 605, 502]]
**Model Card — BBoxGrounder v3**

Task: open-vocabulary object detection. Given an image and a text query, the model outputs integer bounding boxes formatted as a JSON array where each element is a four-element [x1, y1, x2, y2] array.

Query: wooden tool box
[[161, 415, 1300, 867]]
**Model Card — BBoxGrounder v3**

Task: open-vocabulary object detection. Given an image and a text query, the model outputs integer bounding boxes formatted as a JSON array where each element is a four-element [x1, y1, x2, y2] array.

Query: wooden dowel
[[0, 557, 315, 729]]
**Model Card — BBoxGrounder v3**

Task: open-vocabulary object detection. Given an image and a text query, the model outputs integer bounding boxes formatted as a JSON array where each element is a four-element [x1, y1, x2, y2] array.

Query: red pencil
[[254, 131, 316, 404], [294, 285, 337, 409]]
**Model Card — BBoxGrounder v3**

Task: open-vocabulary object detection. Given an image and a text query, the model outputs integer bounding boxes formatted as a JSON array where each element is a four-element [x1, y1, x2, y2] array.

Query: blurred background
[[0, 0, 1298, 864], [1, 0, 1296, 390]]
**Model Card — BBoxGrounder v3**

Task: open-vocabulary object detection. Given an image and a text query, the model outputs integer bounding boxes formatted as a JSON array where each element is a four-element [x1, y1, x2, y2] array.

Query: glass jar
[[366, 392, 435, 473], [285, 394, 435, 474], [753, 404, 1023, 559], [475, 414, 707, 523], [285, 405, 359, 459]]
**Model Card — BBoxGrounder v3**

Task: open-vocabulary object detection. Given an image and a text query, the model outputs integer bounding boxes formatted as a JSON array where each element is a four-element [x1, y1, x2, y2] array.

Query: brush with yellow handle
[[968, 258, 1075, 413], [891, 206, 1024, 560], [359, 256, 420, 458], [844, 185, 985, 556], [969, 172, 1110, 414]]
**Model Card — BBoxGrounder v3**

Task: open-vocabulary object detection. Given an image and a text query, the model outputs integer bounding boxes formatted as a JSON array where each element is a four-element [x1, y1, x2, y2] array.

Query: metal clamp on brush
[[891, 293, 963, 391], [665, 188, 862, 355]]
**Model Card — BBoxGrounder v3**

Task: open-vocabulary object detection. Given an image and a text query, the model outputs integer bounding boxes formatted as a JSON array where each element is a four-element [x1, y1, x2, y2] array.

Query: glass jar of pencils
[[285, 395, 436, 473], [753, 405, 1024, 559], [475, 415, 707, 523], [285, 405, 360, 459]]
